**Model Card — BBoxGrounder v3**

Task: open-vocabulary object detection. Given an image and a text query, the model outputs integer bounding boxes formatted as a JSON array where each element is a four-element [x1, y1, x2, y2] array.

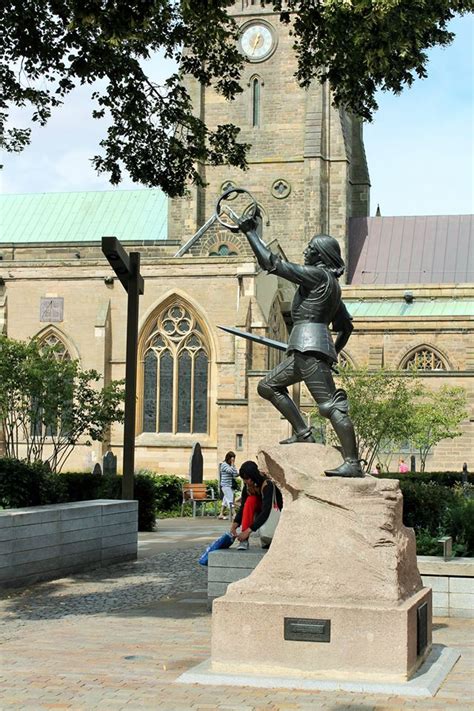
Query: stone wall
[[0, 500, 138, 588]]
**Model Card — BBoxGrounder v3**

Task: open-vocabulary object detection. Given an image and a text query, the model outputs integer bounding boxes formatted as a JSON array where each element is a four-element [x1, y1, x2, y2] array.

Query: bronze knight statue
[[217, 188, 364, 479]]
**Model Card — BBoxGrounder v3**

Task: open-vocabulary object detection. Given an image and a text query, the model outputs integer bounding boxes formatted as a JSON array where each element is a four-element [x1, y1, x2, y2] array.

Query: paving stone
[[0, 527, 473, 710]]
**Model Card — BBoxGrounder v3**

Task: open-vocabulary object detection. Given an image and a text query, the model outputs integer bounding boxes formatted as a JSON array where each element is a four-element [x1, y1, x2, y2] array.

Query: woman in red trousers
[[230, 460, 283, 550]]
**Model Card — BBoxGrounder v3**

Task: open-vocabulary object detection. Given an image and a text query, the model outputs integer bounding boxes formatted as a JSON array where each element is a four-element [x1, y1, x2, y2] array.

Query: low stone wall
[[418, 556, 474, 618], [208, 549, 474, 618], [0, 499, 138, 588]]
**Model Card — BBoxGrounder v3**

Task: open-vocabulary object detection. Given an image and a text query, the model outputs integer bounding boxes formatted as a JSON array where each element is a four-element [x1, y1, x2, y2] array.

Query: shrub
[[0, 457, 65, 508], [399, 480, 456, 535], [379, 471, 474, 487], [415, 529, 444, 556], [443, 493, 474, 557], [141, 472, 185, 513], [61, 471, 103, 502], [0, 458, 158, 532]]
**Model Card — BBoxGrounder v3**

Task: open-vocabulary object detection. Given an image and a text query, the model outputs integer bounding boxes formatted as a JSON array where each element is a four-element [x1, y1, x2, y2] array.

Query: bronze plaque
[[284, 617, 331, 643]]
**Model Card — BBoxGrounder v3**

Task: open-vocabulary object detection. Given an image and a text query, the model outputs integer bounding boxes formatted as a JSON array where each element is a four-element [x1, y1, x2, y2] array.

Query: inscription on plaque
[[40, 297, 64, 323], [284, 617, 331, 643], [417, 602, 428, 657]]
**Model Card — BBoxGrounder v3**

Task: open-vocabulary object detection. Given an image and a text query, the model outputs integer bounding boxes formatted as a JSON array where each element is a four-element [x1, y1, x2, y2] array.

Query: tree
[[311, 367, 420, 473], [0, 335, 125, 472], [409, 386, 468, 472], [1, 1, 471, 194]]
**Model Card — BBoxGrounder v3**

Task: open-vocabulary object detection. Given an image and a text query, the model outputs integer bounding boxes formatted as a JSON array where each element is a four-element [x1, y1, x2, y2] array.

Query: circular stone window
[[220, 181, 238, 199], [271, 179, 291, 199]]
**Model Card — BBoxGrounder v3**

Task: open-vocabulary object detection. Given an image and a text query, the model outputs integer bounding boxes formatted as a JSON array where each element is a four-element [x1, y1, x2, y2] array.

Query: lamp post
[[102, 236, 144, 500]]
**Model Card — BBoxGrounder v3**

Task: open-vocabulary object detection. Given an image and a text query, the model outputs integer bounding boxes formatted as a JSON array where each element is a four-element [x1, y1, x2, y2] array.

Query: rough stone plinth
[[211, 444, 432, 681]]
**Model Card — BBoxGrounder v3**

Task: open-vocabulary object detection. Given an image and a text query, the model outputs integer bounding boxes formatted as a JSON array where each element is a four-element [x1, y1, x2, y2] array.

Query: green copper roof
[[0, 189, 167, 244], [346, 299, 474, 318]]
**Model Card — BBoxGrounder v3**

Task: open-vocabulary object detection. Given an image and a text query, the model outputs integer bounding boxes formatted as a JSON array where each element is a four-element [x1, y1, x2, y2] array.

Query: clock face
[[240, 24, 274, 62]]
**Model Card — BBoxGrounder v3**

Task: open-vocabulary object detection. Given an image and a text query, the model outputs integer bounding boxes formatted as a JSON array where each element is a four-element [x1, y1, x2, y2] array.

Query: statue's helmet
[[309, 234, 345, 277]]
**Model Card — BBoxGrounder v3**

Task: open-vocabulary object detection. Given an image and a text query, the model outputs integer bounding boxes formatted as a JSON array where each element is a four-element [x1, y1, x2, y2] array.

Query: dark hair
[[224, 451, 236, 464], [239, 460, 266, 487]]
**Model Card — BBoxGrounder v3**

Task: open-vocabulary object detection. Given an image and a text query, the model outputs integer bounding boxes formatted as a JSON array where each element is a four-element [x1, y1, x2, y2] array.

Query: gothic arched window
[[209, 243, 238, 257], [142, 303, 210, 434], [267, 297, 288, 371], [38, 333, 71, 362], [31, 332, 72, 437], [338, 351, 354, 370], [401, 347, 448, 372]]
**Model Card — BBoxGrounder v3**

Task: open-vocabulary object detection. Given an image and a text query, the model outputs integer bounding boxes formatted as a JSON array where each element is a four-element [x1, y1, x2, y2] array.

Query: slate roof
[[348, 215, 474, 285], [0, 189, 167, 244]]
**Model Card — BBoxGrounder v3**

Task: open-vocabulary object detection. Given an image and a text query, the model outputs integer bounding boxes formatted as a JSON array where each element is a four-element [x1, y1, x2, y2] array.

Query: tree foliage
[[278, 0, 472, 120], [1, 1, 471, 194], [312, 368, 469, 473], [0, 335, 125, 472], [328, 367, 421, 472], [409, 385, 468, 472]]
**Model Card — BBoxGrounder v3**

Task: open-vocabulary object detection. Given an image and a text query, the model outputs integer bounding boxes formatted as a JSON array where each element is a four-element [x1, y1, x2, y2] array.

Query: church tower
[[169, 0, 370, 266]]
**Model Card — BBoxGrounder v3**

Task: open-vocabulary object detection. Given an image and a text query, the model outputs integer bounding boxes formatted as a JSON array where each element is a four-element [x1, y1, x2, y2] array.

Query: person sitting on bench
[[230, 460, 283, 550]]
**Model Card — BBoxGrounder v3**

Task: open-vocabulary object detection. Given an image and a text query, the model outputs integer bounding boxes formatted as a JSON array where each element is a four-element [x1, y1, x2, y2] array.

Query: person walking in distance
[[218, 451, 238, 520]]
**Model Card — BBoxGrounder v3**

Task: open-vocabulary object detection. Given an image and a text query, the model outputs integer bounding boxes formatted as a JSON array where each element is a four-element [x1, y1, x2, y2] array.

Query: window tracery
[[338, 351, 353, 370], [32, 332, 72, 437], [209, 243, 238, 257], [38, 333, 71, 361], [142, 303, 210, 434], [402, 347, 447, 371]]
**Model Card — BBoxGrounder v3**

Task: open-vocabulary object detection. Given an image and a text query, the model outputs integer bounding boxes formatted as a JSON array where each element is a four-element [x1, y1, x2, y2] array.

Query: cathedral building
[[1, 1, 473, 475]]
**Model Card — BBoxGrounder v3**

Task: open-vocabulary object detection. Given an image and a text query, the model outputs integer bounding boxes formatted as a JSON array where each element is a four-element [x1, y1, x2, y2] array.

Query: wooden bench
[[181, 483, 218, 517]]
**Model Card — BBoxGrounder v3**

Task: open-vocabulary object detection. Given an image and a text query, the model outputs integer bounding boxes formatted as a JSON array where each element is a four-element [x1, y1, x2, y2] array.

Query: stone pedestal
[[211, 445, 432, 682]]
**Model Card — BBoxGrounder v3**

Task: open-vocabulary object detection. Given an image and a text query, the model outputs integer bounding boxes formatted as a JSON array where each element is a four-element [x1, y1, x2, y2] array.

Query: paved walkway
[[0, 518, 473, 710]]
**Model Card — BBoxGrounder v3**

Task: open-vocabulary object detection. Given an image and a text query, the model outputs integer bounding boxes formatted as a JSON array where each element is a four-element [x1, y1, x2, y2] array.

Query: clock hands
[[251, 32, 262, 55]]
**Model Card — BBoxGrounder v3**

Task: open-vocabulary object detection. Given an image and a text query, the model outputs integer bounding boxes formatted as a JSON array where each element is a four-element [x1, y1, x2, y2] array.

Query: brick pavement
[[0, 524, 473, 710]]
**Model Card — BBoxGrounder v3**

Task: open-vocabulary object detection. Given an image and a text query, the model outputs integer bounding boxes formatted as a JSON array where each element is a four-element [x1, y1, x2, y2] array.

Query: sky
[[1, 15, 473, 217]]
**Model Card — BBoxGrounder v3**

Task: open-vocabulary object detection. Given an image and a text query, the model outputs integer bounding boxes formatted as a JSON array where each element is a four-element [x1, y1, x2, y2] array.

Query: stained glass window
[[193, 351, 209, 433], [143, 350, 157, 432], [177, 351, 192, 432], [142, 303, 210, 434], [31, 332, 71, 437], [159, 351, 173, 432]]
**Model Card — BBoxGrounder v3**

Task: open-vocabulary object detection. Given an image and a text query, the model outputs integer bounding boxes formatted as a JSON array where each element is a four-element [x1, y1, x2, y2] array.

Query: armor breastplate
[[288, 269, 340, 362], [287, 323, 338, 361]]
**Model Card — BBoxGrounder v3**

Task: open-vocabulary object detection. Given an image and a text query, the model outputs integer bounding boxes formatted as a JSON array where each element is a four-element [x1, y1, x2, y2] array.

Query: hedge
[[1, 459, 472, 553], [0, 459, 157, 532]]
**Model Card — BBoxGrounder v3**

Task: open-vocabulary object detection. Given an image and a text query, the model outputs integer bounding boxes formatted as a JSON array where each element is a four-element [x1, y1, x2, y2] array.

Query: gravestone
[[92, 463, 102, 476], [103, 449, 117, 476], [189, 442, 203, 483]]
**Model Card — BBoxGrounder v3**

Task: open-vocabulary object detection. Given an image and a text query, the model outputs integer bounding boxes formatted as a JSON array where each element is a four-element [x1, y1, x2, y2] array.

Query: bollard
[[437, 535, 453, 561]]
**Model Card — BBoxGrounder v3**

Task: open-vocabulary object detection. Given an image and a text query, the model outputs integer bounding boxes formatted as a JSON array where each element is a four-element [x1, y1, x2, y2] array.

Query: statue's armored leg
[[301, 355, 364, 477], [257, 356, 315, 444], [318, 390, 364, 477]]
